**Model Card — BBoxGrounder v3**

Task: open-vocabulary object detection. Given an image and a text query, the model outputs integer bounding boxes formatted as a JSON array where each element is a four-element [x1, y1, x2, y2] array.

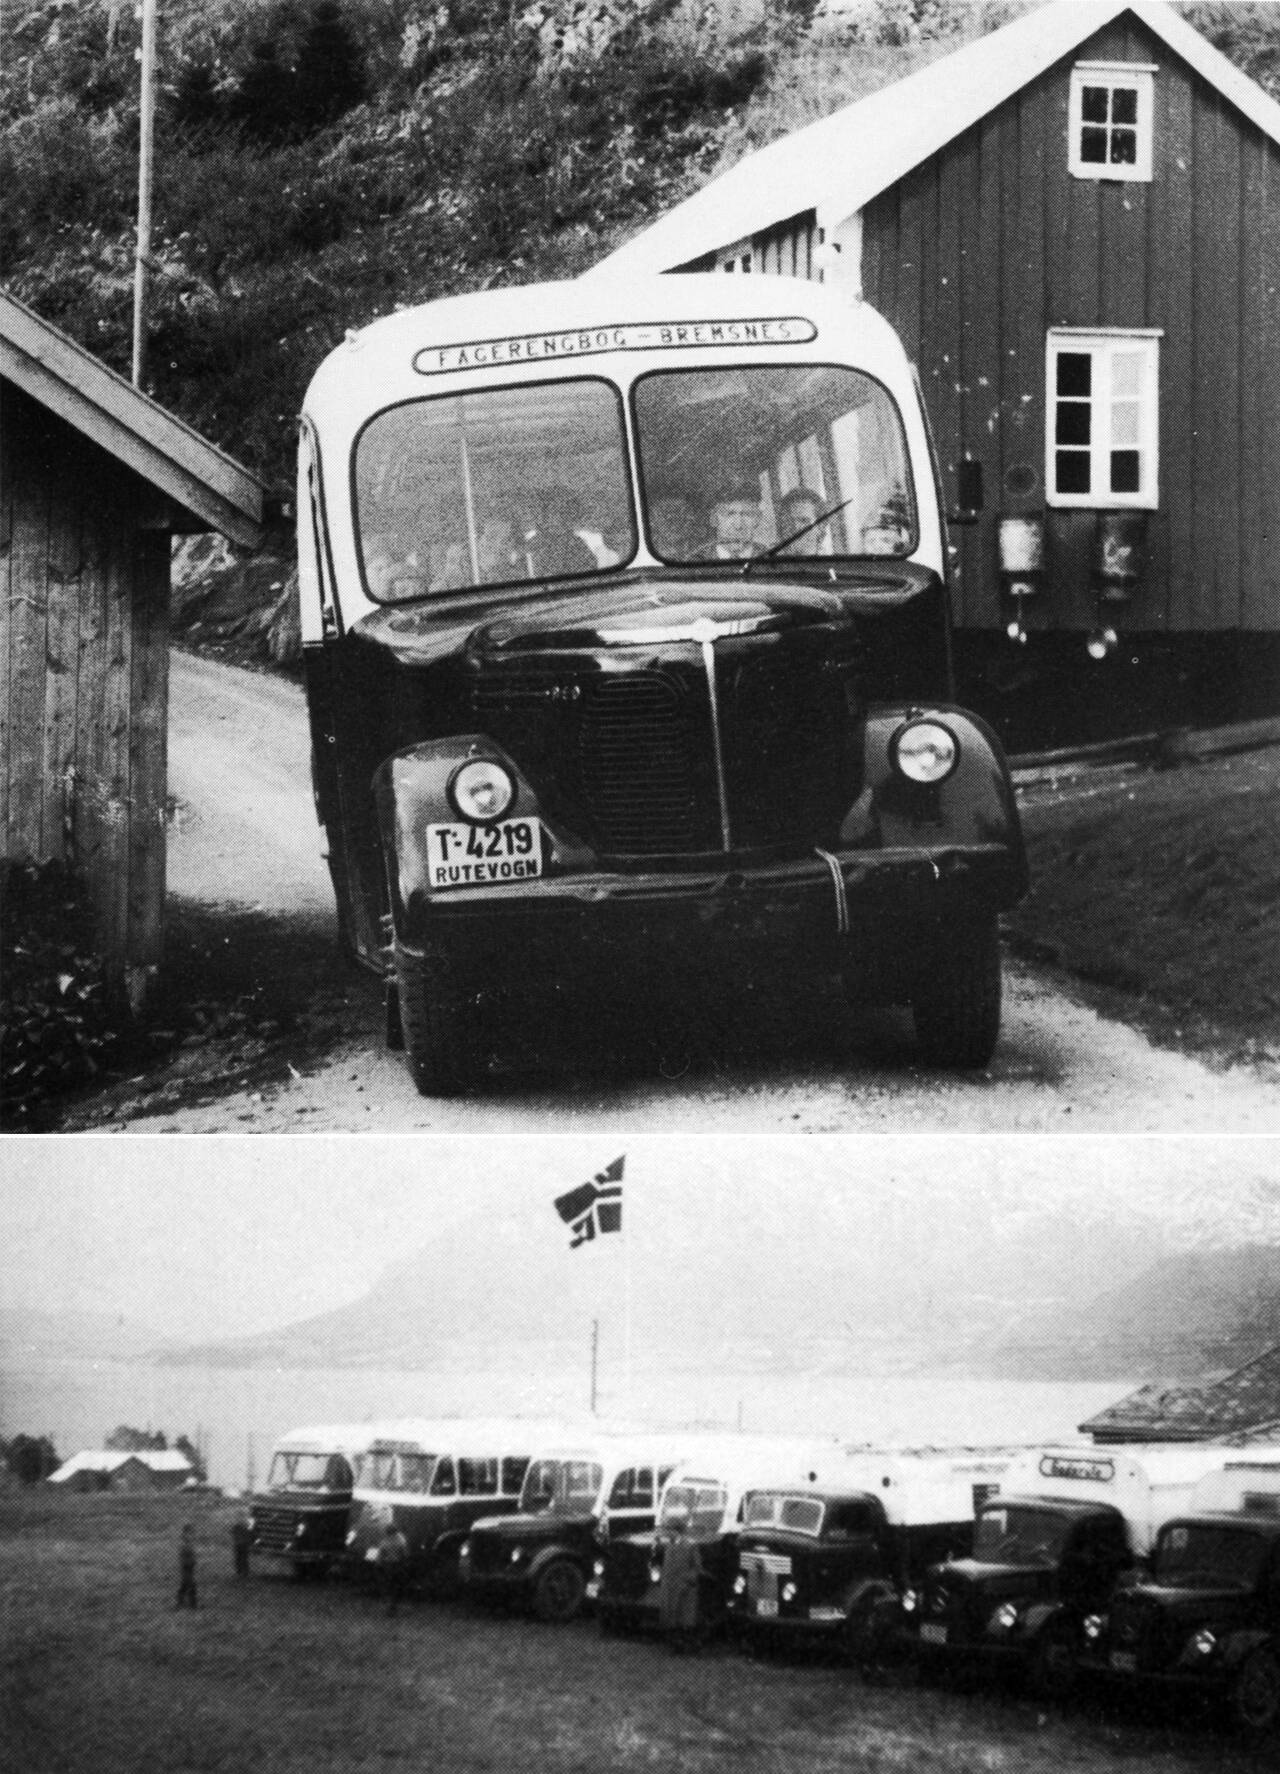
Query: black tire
[[1027, 1623, 1079, 1703], [843, 1587, 897, 1674], [1231, 1647, 1280, 1737], [395, 939, 484, 1096], [911, 912, 1001, 1069], [532, 1558, 587, 1625]]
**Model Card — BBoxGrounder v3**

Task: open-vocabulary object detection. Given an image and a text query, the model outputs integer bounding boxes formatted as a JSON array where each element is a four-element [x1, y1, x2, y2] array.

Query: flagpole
[[624, 1179, 633, 1413]]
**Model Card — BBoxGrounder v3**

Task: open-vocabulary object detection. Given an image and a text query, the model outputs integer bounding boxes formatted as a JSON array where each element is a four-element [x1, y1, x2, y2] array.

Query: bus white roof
[[358, 1416, 579, 1456], [302, 274, 914, 424], [1190, 1452, 1280, 1517], [271, 1424, 384, 1457]]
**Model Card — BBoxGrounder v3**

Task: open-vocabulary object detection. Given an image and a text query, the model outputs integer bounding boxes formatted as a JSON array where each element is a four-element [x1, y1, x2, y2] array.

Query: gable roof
[[1080, 1342, 1280, 1444], [49, 1448, 195, 1483], [1, 290, 267, 549], [589, 0, 1280, 281]]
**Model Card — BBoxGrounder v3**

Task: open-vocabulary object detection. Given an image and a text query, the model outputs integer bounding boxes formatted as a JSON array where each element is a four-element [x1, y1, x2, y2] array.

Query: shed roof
[[1, 290, 267, 549], [49, 1448, 194, 1483], [589, 0, 1280, 280], [1080, 1343, 1280, 1444]]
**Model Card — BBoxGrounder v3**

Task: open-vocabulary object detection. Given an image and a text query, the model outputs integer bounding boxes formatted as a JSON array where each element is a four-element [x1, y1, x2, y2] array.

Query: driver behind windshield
[[695, 474, 762, 561]]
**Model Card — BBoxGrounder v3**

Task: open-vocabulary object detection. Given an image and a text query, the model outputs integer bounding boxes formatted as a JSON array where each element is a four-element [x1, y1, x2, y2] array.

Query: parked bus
[[459, 1431, 699, 1623], [343, 1418, 569, 1593], [297, 275, 1027, 1092], [247, 1424, 373, 1577]]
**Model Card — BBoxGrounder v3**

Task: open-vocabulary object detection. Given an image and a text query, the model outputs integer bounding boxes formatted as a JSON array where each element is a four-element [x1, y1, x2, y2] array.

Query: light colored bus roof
[[662, 1435, 839, 1489], [302, 274, 912, 418], [271, 1424, 385, 1456], [359, 1416, 579, 1455], [1000, 1443, 1234, 1494]]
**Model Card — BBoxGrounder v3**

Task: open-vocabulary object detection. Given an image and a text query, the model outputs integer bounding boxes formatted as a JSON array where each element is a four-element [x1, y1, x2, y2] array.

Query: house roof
[[50, 1448, 194, 1482], [1080, 1343, 1280, 1444], [0, 290, 267, 549], [589, 0, 1280, 281]]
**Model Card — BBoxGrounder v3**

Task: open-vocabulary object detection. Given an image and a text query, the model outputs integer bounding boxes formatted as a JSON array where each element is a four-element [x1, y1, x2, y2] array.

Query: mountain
[[989, 1244, 1280, 1381], [0, 1307, 163, 1363]]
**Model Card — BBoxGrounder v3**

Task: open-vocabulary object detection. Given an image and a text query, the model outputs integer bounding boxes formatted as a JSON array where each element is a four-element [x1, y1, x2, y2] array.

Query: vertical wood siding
[[1, 386, 170, 972], [856, 18, 1280, 632]]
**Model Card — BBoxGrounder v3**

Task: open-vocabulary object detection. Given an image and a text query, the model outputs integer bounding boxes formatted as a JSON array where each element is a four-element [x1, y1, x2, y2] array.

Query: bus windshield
[[659, 1483, 728, 1539], [973, 1504, 1074, 1568], [1153, 1524, 1270, 1591], [519, 1458, 604, 1515], [351, 364, 917, 606], [354, 378, 635, 601], [267, 1451, 352, 1490]]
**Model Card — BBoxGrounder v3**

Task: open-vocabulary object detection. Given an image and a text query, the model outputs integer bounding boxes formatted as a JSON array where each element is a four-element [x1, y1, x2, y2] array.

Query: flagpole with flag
[[553, 1155, 628, 1413]]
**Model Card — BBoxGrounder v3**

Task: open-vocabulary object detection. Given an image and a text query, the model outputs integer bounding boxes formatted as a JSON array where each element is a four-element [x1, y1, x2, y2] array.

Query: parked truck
[[246, 1424, 372, 1577], [907, 1444, 1230, 1698], [729, 1447, 1011, 1664], [1079, 1452, 1280, 1736]]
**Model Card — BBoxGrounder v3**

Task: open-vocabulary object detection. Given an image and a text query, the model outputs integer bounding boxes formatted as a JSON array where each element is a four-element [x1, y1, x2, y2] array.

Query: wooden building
[[1081, 1343, 1280, 1446], [1, 293, 266, 1004], [48, 1449, 195, 1492], [591, 0, 1280, 736]]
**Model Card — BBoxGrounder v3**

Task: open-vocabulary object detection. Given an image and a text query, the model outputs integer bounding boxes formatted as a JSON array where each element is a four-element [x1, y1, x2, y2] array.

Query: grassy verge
[[1010, 746, 1280, 1067], [0, 1489, 1263, 1773]]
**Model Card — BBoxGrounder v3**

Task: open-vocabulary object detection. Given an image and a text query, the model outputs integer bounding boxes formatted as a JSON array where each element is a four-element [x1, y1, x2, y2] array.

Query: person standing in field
[[231, 1515, 252, 1577], [176, 1521, 199, 1609], [376, 1520, 410, 1617]]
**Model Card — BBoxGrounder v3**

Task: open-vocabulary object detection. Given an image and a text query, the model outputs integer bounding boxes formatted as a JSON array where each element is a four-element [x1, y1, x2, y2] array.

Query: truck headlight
[[295, 1523, 307, 1539], [1191, 1629, 1217, 1659], [1083, 1615, 1102, 1642], [648, 1564, 662, 1586], [990, 1601, 1020, 1634], [510, 1546, 524, 1564], [733, 1575, 747, 1596], [901, 1589, 918, 1614], [890, 718, 959, 785], [450, 758, 516, 823], [593, 1560, 605, 1580], [345, 1529, 356, 1545], [781, 1582, 797, 1604]]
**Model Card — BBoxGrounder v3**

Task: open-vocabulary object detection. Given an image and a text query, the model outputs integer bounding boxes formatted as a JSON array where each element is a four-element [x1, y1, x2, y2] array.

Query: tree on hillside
[[106, 1425, 167, 1452], [295, 0, 367, 132], [231, 37, 298, 145]]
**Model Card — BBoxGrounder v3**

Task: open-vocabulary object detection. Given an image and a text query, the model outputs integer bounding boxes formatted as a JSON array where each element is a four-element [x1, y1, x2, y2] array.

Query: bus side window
[[607, 1468, 636, 1510], [460, 1458, 498, 1497], [431, 1456, 457, 1496], [502, 1457, 528, 1496]]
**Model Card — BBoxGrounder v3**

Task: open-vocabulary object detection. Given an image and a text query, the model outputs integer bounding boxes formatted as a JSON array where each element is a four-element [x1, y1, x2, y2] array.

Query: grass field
[[2, 1490, 1273, 1774], [1011, 746, 1280, 1067]]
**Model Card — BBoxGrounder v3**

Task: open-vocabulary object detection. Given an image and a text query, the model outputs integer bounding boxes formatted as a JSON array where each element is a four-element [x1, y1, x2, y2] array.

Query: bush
[[0, 860, 121, 1130]]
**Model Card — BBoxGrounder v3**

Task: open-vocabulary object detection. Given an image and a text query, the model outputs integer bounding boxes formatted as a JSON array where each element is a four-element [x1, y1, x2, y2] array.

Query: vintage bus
[[298, 275, 1027, 1092], [342, 1417, 568, 1593], [247, 1423, 374, 1576]]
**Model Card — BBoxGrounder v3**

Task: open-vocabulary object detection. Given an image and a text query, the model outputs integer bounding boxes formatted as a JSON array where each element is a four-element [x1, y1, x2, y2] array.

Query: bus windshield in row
[[353, 366, 916, 602], [267, 1452, 353, 1490], [972, 1505, 1074, 1568], [1153, 1524, 1270, 1592], [520, 1458, 603, 1515]]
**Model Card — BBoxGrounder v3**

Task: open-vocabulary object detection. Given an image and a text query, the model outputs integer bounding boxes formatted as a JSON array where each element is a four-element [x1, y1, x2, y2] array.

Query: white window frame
[[1069, 62, 1155, 183], [1045, 329, 1161, 510]]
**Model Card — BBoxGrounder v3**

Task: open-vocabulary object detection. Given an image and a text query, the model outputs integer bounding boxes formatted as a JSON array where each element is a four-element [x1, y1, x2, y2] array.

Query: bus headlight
[[1083, 1615, 1102, 1642], [449, 758, 516, 823], [733, 1575, 747, 1596], [510, 1546, 524, 1564], [991, 1601, 1020, 1634], [901, 1589, 918, 1614], [781, 1582, 797, 1604], [1191, 1629, 1217, 1659], [890, 718, 959, 785]]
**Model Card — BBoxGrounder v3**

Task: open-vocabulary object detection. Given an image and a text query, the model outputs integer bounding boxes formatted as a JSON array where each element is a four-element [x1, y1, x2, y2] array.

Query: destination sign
[[1039, 1454, 1115, 1484], [413, 316, 818, 376]]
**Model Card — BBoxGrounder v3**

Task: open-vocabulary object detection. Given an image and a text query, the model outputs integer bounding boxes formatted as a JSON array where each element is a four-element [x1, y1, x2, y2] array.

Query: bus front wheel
[[532, 1559, 586, 1624], [395, 940, 485, 1096]]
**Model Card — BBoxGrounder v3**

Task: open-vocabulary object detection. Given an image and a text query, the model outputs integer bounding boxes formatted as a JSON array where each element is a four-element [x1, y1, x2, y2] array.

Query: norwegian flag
[[554, 1156, 624, 1249]]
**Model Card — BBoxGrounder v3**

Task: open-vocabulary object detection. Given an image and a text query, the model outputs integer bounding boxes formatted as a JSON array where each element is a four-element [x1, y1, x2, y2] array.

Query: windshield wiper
[[741, 494, 858, 578]]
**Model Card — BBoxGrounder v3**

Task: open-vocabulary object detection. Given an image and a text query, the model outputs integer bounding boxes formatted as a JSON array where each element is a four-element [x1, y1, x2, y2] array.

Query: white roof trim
[[1, 289, 267, 548], [589, 1, 1280, 281]]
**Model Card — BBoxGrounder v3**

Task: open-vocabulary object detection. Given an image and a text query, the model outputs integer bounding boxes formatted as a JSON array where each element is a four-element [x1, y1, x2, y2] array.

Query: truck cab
[[908, 1445, 1229, 1698], [729, 1447, 1009, 1664], [1081, 1455, 1280, 1737], [297, 275, 1027, 1093], [247, 1424, 369, 1577], [458, 1433, 692, 1623], [594, 1436, 835, 1636]]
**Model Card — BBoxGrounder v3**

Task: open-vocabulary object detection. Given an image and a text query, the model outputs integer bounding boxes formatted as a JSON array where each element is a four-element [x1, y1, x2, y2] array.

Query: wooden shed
[[591, 0, 1280, 736], [49, 1449, 195, 1491], [1, 292, 266, 1005]]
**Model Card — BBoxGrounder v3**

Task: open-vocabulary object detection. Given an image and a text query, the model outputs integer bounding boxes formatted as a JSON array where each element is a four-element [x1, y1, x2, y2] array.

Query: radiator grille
[[577, 672, 701, 853]]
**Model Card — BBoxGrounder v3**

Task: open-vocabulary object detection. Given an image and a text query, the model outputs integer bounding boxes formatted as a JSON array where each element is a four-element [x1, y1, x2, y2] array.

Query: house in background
[[48, 1448, 195, 1492], [1, 292, 267, 1006], [591, 0, 1280, 742], [1081, 1343, 1280, 1446]]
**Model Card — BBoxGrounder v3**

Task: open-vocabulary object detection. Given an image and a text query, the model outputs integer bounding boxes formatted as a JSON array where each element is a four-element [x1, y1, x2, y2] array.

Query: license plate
[[754, 1598, 778, 1618], [426, 819, 543, 889], [1110, 1651, 1137, 1673], [919, 1623, 948, 1646]]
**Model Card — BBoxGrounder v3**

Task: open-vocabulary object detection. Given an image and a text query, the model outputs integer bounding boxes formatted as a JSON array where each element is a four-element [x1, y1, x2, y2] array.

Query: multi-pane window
[[1046, 331, 1159, 508], [1069, 64, 1154, 182]]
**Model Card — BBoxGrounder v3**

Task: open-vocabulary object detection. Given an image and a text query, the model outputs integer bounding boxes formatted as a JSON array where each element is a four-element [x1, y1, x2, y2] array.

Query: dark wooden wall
[[1, 383, 170, 983], [860, 17, 1280, 633]]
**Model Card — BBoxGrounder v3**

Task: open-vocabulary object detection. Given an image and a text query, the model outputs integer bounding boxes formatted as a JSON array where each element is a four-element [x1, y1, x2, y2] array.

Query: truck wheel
[[395, 940, 484, 1096], [532, 1559, 587, 1624], [1027, 1623, 1079, 1703], [844, 1587, 897, 1674], [1231, 1647, 1280, 1736], [911, 912, 1001, 1069]]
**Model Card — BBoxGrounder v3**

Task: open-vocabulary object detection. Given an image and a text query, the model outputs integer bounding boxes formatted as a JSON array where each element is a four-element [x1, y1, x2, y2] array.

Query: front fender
[[850, 705, 1027, 884], [1221, 1630, 1277, 1671]]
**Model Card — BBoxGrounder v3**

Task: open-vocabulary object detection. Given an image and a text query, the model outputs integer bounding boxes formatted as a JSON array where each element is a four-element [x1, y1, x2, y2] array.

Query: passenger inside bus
[[694, 476, 762, 561]]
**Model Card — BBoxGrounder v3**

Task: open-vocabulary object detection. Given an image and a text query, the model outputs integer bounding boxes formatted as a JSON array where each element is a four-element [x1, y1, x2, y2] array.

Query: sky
[[4, 1133, 1280, 1343]]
